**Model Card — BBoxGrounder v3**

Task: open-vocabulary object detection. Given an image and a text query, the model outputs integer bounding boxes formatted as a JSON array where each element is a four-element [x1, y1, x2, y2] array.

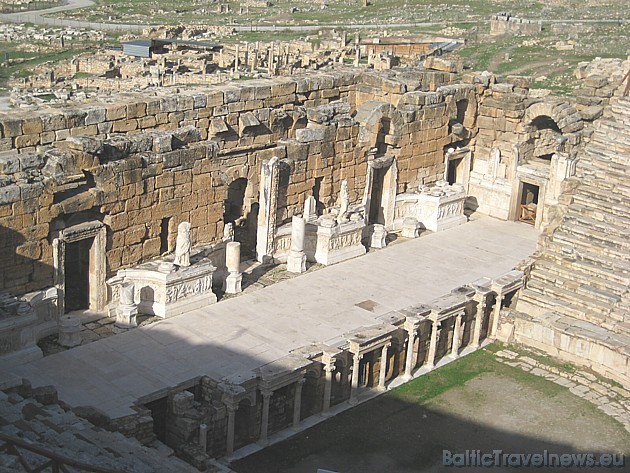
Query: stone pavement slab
[[3, 217, 538, 418]]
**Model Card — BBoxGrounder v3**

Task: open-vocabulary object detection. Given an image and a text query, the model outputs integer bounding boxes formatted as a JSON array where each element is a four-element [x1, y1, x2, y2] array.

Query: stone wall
[[490, 13, 542, 36], [0, 69, 473, 300]]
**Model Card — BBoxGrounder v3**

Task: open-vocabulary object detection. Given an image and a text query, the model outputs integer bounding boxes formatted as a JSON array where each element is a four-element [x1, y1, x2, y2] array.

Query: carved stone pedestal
[[58, 315, 81, 347], [115, 303, 138, 328], [225, 272, 243, 294], [370, 224, 388, 249], [287, 250, 307, 273]]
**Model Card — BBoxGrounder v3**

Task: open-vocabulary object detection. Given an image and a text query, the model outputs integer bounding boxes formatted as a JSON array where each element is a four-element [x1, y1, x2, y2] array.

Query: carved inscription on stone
[[166, 275, 213, 303]]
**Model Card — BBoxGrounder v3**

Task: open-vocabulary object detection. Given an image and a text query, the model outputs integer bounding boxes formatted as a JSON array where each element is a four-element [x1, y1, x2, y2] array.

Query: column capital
[[261, 388, 273, 399], [352, 352, 364, 362]]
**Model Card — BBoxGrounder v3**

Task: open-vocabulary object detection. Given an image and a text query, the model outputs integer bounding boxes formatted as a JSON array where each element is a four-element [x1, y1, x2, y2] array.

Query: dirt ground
[[232, 370, 629, 473]]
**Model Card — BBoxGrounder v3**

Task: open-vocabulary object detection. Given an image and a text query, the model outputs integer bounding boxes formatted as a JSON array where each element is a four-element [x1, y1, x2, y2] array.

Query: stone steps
[[527, 265, 621, 306], [568, 192, 627, 218], [563, 212, 629, 239], [518, 288, 609, 326], [552, 229, 628, 259], [541, 251, 629, 287], [532, 258, 628, 296], [575, 160, 627, 186]]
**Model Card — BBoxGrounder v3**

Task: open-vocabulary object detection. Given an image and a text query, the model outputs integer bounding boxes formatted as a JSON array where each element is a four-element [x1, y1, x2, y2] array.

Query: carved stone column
[[451, 311, 464, 358], [225, 241, 242, 294], [292, 378, 305, 430], [321, 362, 334, 416], [349, 352, 363, 405], [225, 404, 237, 457], [490, 293, 506, 338], [199, 423, 208, 453], [378, 344, 391, 390], [256, 157, 280, 263], [258, 389, 272, 445], [403, 328, 417, 380], [425, 318, 439, 369], [287, 215, 307, 274], [471, 295, 488, 348]]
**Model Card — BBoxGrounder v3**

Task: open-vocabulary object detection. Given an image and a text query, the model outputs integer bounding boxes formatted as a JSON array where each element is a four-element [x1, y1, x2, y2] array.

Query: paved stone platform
[[2, 217, 538, 418]]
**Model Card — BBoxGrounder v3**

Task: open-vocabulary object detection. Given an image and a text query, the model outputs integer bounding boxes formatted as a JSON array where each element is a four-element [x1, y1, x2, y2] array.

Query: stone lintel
[[347, 323, 397, 355], [428, 293, 468, 321], [491, 270, 525, 294]]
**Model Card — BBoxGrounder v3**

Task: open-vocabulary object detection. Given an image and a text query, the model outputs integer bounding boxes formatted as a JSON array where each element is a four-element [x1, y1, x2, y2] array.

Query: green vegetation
[[454, 21, 630, 93], [232, 343, 629, 473], [0, 43, 94, 92], [57, 0, 629, 27]]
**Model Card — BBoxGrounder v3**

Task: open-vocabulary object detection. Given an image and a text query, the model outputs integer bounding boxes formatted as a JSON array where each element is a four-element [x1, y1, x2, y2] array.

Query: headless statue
[[174, 222, 191, 267]]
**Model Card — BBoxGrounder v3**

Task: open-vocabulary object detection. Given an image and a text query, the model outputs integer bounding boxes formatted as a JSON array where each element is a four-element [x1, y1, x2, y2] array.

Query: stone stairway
[[502, 98, 630, 388], [512, 96, 630, 386]]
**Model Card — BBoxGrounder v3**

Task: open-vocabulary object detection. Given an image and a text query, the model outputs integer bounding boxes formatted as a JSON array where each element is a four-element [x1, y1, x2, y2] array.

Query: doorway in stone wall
[[369, 166, 387, 225], [446, 157, 463, 185], [519, 182, 539, 225], [53, 220, 107, 317], [224, 178, 257, 257], [64, 237, 93, 312]]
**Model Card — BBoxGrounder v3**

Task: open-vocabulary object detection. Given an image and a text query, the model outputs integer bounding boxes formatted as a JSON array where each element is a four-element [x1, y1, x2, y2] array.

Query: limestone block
[[172, 391, 195, 415], [0, 119, 22, 138], [22, 117, 43, 135], [0, 185, 21, 205], [423, 56, 462, 73]]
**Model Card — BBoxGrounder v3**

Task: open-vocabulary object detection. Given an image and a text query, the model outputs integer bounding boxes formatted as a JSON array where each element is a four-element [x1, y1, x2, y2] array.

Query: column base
[[225, 272, 243, 294], [257, 439, 269, 447], [286, 250, 306, 274], [115, 304, 138, 328]]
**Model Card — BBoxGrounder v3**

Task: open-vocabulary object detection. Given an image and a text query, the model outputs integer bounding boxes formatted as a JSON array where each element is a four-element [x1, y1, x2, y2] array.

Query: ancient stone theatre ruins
[[0, 59, 628, 467]]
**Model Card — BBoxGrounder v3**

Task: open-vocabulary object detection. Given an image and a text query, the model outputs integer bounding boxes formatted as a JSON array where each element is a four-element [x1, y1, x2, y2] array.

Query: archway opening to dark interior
[[64, 237, 92, 313]]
